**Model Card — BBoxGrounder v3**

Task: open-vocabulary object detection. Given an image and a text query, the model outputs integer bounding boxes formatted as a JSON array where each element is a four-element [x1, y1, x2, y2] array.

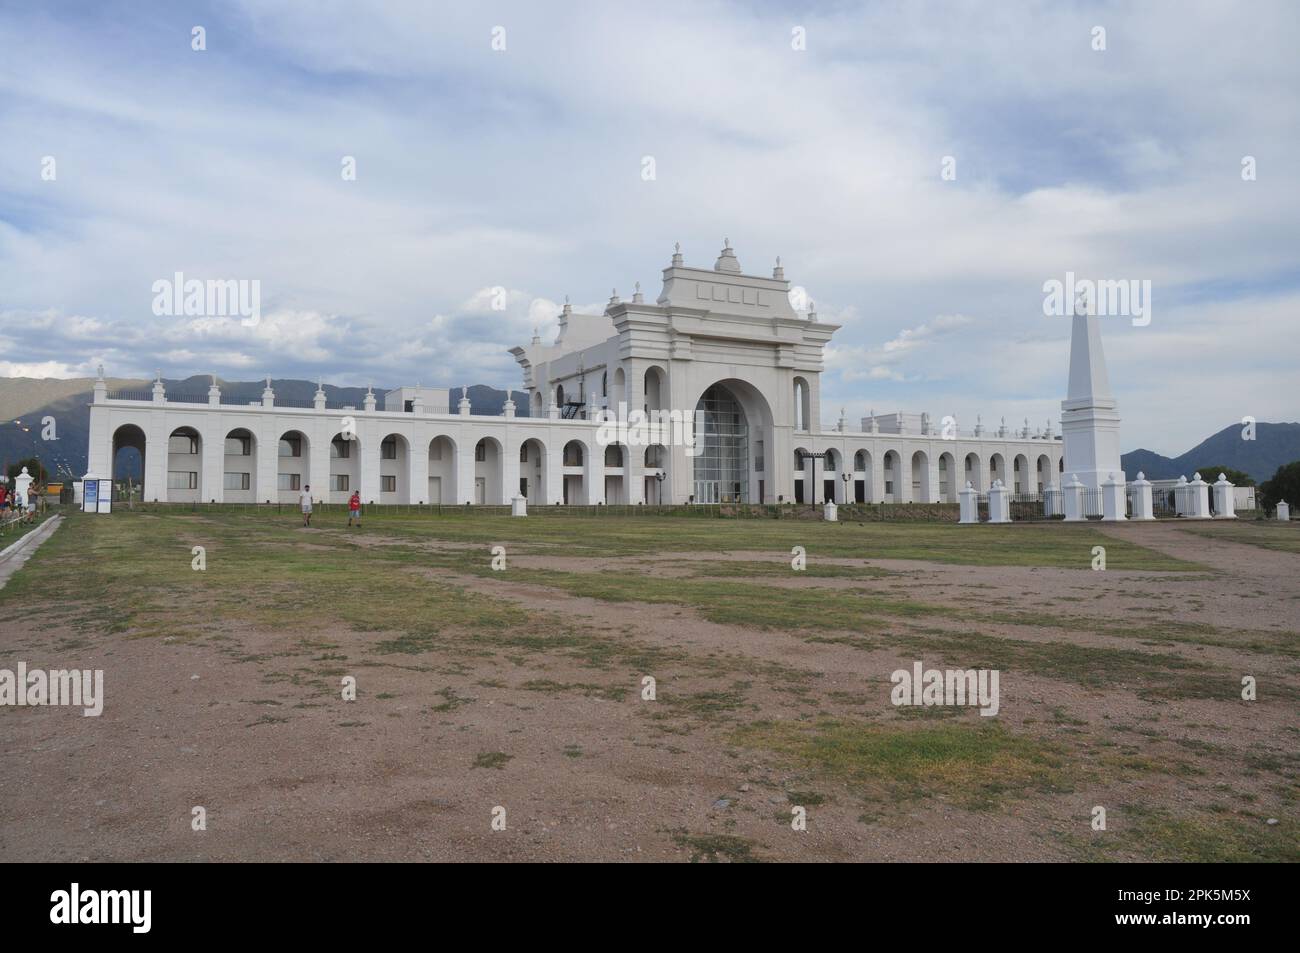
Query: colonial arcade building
[[85, 242, 1069, 507]]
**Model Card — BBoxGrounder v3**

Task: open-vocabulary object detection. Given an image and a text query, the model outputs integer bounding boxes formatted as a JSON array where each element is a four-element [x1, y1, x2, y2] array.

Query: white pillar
[[511, 496, 527, 517], [1187, 472, 1211, 519], [988, 479, 1011, 523], [456, 441, 475, 504], [584, 440, 605, 504], [1174, 475, 1190, 516], [1277, 500, 1290, 521], [1129, 472, 1155, 520], [1062, 474, 1085, 522], [1101, 471, 1127, 521], [958, 481, 978, 524], [1212, 473, 1237, 519], [823, 501, 838, 521]]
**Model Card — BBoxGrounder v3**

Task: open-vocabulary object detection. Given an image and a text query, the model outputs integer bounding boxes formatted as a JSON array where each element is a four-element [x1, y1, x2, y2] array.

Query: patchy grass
[[733, 718, 1069, 810], [1175, 521, 1300, 555], [1067, 806, 1298, 862], [669, 830, 763, 863], [472, 751, 513, 770]]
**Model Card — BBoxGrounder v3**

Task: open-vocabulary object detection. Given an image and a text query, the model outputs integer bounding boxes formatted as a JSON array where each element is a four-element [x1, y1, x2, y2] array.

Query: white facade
[[86, 242, 1066, 506]]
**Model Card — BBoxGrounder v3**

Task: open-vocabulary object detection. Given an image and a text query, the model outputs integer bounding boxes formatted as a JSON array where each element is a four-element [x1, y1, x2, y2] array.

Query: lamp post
[[796, 449, 827, 510], [842, 470, 852, 505], [655, 470, 666, 506]]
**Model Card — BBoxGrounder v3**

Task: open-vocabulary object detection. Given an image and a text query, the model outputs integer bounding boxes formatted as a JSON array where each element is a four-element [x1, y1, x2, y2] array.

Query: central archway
[[692, 379, 773, 504]]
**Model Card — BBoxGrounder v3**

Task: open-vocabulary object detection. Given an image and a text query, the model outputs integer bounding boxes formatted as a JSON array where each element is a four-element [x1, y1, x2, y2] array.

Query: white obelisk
[[1061, 289, 1124, 491]]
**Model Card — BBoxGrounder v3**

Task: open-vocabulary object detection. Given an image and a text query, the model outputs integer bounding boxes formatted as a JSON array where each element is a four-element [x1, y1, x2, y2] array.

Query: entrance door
[[428, 476, 442, 504], [475, 477, 486, 504]]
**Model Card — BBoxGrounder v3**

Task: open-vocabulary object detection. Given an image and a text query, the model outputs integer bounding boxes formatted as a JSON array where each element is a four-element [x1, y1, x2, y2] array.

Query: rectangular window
[[279, 437, 301, 458], [520, 444, 529, 463], [381, 475, 396, 493], [754, 440, 764, 472], [475, 442, 486, 462], [332, 474, 350, 492], [277, 472, 301, 491], [168, 434, 197, 454], [429, 441, 442, 461], [331, 439, 351, 459], [168, 471, 198, 489], [223, 472, 250, 490], [225, 436, 251, 456], [381, 437, 397, 460]]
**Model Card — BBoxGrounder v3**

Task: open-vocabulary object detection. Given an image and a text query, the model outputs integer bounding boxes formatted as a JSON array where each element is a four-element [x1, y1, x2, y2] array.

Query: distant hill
[[0, 376, 527, 480], [1123, 422, 1300, 482]]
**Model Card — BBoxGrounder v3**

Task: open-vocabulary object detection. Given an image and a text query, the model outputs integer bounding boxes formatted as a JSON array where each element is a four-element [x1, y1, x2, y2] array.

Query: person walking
[[347, 490, 361, 528], [299, 484, 313, 527]]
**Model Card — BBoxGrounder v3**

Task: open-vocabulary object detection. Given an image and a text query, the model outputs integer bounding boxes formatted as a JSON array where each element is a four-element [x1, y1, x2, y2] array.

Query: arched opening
[[793, 446, 810, 504], [561, 439, 586, 504], [379, 433, 410, 503], [1036, 454, 1053, 494], [167, 426, 202, 503], [989, 453, 1005, 490], [224, 427, 256, 502], [474, 437, 503, 504], [644, 444, 668, 504], [823, 448, 842, 503], [520, 438, 547, 502], [603, 443, 626, 503], [883, 449, 903, 503], [967, 449, 982, 491], [644, 366, 666, 414], [853, 449, 871, 503], [111, 424, 146, 503], [792, 376, 811, 431], [428, 435, 456, 504], [938, 452, 957, 503], [1013, 453, 1030, 495], [555, 384, 566, 409], [277, 430, 308, 503], [911, 450, 931, 503], [694, 382, 764, 504], [531, 391, 543, 416], [330, 431, 360, 503], [612, 367, 627, 414]]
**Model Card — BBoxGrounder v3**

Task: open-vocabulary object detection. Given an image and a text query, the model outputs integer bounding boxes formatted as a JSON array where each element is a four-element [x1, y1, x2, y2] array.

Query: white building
[[85, 241, 1074, 507]]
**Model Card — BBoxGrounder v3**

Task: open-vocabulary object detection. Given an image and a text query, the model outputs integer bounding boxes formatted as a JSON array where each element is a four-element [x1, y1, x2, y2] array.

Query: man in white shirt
[[299, 484, 313, 527]]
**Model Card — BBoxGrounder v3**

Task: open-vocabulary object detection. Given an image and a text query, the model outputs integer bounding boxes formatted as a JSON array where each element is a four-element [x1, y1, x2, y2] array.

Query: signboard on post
[[97, 479, 112, 514], [83, 479, 98, 512]]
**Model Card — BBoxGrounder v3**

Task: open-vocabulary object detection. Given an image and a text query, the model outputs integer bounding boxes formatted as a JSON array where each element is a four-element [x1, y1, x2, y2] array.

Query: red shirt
[[349, 494, 360, 511]]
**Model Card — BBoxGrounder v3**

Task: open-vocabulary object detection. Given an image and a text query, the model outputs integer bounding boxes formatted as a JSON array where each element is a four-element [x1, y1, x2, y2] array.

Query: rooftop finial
[[96, 363, 105, 381], [671, 242, 684, 266], [773, 256, 785, 280]]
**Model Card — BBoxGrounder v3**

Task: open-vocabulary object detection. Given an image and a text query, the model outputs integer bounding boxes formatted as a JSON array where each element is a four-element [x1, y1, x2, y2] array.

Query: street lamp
[[841, 470, 851, 504], [796, 449, 826, 510], [654, 470, 666, 506]]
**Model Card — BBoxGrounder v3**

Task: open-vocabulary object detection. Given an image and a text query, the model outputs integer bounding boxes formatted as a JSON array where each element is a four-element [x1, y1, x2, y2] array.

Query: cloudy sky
[[1, 0, 1296, 454]]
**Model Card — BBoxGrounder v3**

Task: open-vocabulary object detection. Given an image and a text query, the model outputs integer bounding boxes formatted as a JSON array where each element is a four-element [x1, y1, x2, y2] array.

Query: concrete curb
[[0, 514, 64, 590]]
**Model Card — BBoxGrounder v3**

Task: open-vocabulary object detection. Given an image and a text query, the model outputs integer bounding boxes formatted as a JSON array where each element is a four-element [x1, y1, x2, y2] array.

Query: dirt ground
[[0, 515, 1295, 862]]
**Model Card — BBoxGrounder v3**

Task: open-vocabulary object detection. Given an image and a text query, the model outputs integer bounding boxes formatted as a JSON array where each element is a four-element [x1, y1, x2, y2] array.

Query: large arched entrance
[[692, 380, 772, 504], [111, 424, 147, 502]]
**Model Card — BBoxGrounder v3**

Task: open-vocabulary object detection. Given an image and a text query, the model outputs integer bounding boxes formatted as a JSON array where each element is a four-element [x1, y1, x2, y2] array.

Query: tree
[[5, 457, 50, 484], [1259, 460, 1300, 512], [1190, 465, 1254, 486]]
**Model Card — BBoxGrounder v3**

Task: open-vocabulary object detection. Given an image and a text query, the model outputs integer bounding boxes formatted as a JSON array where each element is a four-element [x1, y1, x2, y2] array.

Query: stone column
[[1062, 474, 1085, 522], [1277, 500, 1290, 521], [1187, 473, 1211, 518], [1212, 473, 1237, 519], [959, 481, 979, 524], [1101, 472, 1127, 521], [988, 480, 1011, 522], [1129, 472, 1155, 520]]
